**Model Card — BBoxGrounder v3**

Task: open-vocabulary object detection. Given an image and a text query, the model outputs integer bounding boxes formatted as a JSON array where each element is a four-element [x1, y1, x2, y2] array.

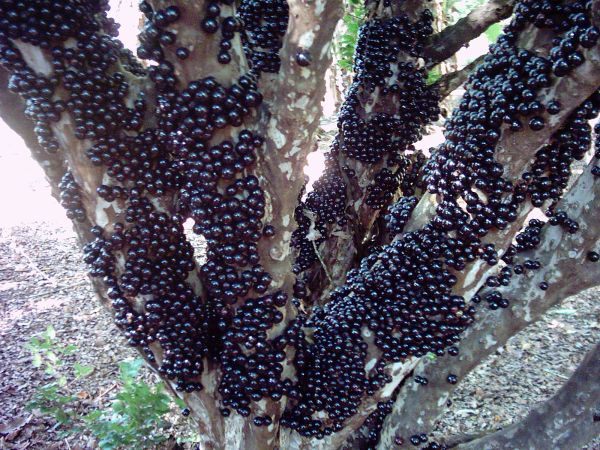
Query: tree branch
[[3, 1, 229, 445], [329, 7, 600, 449], [377, 159, 600, 448], [255, 0, 344, 302], [295, 0, 440, 305], [456, 341, 600, 449], [424, 0, 516, 67], [0, 67, 66, 202], [434, 54, 485, 100]]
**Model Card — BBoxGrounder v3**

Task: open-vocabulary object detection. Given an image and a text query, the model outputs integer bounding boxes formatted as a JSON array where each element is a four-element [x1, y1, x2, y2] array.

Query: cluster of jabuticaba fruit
[[0, 0, 599, 443]]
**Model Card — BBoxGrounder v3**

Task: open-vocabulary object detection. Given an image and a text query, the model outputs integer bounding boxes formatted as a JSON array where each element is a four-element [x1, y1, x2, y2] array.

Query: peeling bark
[[3, 1, 600, 449], [301, 0, 435, 305], [337, 10, 600, 449], [1, 0, 343, 447], [378, 160, 600, 448], [256, 0, 344, 303]]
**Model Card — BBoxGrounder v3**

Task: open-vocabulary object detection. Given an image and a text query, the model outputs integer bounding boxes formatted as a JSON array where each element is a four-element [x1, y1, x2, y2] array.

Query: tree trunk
[[1, 0, 600, 449], [455, 342, 600, 450]]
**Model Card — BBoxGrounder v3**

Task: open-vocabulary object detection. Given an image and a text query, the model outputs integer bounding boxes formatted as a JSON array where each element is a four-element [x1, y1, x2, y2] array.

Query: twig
[[94, 382, 119, 404], [8, 238, 60, 288], [542, 368, 570, 380], [312, 239, 334, 285], [434, 54, 486, 99], [444, 429, 498, 448]]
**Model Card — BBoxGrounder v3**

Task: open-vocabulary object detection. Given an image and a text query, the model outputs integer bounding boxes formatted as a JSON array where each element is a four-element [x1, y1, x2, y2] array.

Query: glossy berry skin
[[410, 435, 421, 446], [59, 171, 87, 223], [529, 116, 545, 130], [546, 100, 561, 114], [295, 49, 311, 66], [217, 51, 231, 64], [1, 0, 599, 441], [201, 18, 219, 34], [176, 47, 190, 59]]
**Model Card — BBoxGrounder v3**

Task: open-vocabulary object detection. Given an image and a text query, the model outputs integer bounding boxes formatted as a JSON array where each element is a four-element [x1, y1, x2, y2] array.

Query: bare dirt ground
[[0, 123, 599, 449]]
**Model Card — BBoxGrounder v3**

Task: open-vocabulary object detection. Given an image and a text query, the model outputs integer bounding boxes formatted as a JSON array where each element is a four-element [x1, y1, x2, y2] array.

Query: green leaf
[[46, 351, 58, 364], [84, 410, 102, 422], [74, 363, 94, 378], [118, 358, 143, 380], [426, 68, 442, 85], [346, 20, 359, 33], [484, 23, 502, 43], [174, 397, 186, 409], [32, 353, 42, 368], [63, 344, 78, 355], [45, 325, 56, 341], [29, 337, 42, 350]]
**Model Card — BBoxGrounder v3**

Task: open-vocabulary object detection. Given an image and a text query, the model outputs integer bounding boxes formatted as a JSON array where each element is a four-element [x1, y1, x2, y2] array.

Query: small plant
[[26, 325, 93, 427], [27, 327, 186, 449], [334, 0, 365, 71], [82, 358, 173, 450]]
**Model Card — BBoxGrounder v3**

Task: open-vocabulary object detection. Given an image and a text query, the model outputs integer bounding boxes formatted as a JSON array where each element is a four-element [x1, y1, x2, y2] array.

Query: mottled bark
[[456, 341, 600, 450], [378, 160, 600, 448], [303, 0, 433, 305], [4, 0, 342, 447], [0, 67, 107, 306], [305, 0, 519, 304], [424, 0, 516, 67], [337, 13, 600, 450], [256, 0, 344, 307], [4, 1, 600, 449]]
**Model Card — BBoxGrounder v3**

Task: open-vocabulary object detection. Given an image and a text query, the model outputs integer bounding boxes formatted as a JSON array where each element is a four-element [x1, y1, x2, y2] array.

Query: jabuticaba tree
[[1, 0, 600, 449], [292, 0, 441, 304]]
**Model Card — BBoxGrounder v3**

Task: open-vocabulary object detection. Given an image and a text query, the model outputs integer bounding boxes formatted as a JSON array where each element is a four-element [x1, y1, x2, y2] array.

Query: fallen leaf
[[0, 415, 31, 437], [76, 391, 90, 399]]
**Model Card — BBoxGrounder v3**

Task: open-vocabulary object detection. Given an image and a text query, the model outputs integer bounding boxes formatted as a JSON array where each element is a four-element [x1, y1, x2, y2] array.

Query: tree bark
[[2, 1, 600, 449], [339, 6, 600, 448], [1, 0, 342, 447], [455, 342, 600, 450], [424, 0, 516, 67], [299, 0, 437, 305], [433, 54, 485, 100], [377, 159, 600, 448]]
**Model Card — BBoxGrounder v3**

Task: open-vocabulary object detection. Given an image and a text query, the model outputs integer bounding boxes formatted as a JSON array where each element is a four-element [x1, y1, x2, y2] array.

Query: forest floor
[[0, 123, 599, 449]]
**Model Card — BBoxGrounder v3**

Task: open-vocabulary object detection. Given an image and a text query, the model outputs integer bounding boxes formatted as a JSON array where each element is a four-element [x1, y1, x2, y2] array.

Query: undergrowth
[[27, 325, 196, 449]]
